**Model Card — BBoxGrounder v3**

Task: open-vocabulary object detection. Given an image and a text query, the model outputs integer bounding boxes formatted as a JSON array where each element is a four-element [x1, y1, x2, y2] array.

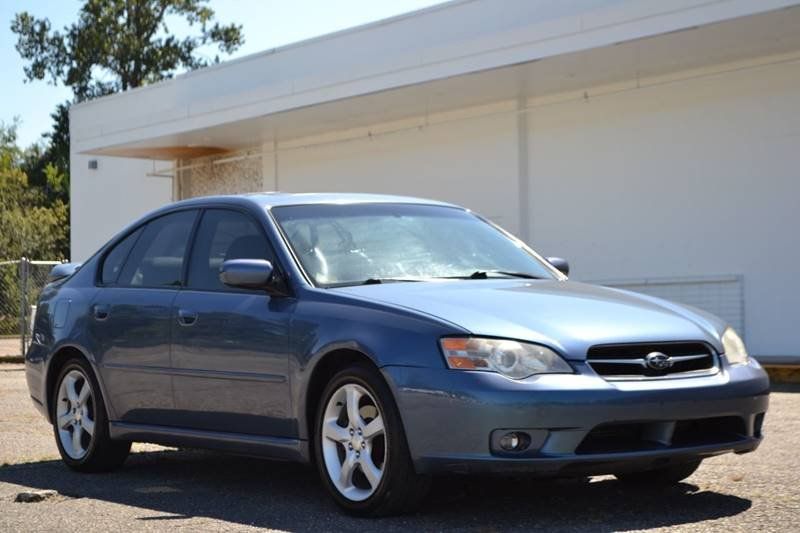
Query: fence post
[[19, 257, 28, 359]]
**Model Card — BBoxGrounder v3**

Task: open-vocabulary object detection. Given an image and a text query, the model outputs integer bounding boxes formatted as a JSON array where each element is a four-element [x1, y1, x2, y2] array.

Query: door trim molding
[[102, 362, 287, 383]]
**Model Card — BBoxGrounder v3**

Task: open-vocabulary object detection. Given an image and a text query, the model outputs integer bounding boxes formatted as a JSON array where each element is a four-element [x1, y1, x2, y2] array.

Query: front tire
[[615, 459, 702, 485], [51, 357, 131, 472], [314, 364, 430, 516]]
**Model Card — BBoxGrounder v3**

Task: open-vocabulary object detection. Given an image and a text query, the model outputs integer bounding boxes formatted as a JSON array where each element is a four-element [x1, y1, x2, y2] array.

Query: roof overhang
[[70, 0, 800, 160]]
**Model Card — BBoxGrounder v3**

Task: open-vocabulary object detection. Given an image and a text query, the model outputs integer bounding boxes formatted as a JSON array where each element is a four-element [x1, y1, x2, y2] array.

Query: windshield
[[271, 203, 558, 287]]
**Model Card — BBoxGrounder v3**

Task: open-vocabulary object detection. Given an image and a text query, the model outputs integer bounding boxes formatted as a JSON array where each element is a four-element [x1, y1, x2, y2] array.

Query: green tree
[[0, 123, 69, 260], [21, 104, 70, 205], [12, 0, 244, 100]]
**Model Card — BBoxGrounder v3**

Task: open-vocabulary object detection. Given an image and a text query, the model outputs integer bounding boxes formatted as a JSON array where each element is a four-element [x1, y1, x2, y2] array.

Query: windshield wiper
[[360, 277, 423, 285], [467, 270, 543, 280], [327, 278, 424, 288], [429, 270, 543, 280]]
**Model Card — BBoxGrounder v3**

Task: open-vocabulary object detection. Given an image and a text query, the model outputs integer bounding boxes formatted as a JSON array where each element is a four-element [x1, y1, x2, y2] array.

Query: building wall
[[526, 57, 800, 357], [277, 105, 522, 232], [76, 56, 799, 359], [178, 102, 524, 232], [70, 154, 172, 261], [180, 56, 798, 358]]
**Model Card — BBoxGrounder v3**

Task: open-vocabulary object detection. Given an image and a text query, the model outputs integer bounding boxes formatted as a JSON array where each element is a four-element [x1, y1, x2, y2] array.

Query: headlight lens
[[440, 337, 572, 379], [722, 327, 749, 365]]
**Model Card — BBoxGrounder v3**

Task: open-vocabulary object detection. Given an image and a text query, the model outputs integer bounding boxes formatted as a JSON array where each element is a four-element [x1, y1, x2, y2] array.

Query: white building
[[70, 0, 800, 363]]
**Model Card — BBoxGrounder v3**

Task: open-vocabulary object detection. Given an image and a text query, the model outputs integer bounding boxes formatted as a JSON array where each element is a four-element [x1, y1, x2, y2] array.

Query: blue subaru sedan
[[25, 193, 769, 515]]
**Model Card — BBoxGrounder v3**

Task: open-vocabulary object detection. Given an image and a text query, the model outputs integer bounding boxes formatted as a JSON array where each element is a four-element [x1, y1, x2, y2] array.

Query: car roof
[[165, 192, 462, 210]]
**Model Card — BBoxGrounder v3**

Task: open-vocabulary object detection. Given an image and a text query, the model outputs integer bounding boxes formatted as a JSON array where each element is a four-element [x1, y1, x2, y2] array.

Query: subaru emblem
[[645, 351, 673, 371]]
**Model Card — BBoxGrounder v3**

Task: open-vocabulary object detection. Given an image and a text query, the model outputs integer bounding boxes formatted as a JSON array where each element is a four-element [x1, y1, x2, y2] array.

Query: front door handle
[[177, 309, 198, 326], [93, 304, 110, 321]]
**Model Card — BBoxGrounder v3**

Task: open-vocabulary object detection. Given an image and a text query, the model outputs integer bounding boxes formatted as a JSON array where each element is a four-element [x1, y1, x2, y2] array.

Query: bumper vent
[[576, 416, 747, 455], [587, 342, 717, 380]]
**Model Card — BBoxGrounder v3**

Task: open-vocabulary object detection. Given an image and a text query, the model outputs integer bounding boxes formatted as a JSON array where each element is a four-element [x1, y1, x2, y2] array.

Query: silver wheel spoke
[[77, 382, 90, 406], [345, 386, 362, 426], [339, 453, 357, 488], [323, 420, 350, 443], [81, 417, 95, 437], [71, 426, 83, 454], [363, 415, 384, 440], [57, 413, 73, 430], [359, 454, 382, 488], [65, 375, 79, 403]]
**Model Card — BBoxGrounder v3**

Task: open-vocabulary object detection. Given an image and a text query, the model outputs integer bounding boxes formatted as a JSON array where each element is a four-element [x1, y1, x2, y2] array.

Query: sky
[[0, 0, 447, 148]]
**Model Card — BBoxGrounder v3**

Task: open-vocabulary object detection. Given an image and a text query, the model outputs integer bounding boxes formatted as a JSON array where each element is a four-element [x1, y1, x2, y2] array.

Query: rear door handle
[[93, 304, 110, 321], [177, 309, 198, 326]]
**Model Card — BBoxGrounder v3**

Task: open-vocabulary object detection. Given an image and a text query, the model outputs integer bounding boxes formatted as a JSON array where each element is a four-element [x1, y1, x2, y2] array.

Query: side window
[[187, 209, 275, 291], [101, 227, 142, 285], [117, 210, 197, 287]]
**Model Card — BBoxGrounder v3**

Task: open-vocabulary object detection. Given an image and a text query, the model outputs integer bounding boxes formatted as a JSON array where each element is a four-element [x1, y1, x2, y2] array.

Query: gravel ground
[[0, 337, 21, 358], [1, 364, 798, 532]]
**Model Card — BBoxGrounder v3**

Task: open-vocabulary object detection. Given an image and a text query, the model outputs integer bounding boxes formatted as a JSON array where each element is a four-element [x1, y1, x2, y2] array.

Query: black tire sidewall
[[313, 365, 408, 514]]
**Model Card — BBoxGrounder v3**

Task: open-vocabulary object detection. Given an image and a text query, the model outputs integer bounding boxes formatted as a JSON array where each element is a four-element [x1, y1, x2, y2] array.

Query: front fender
[[288, 291, 466, 440]]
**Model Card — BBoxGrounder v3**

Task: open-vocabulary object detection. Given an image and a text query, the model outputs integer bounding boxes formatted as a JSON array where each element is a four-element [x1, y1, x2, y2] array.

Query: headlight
[[722, 327, 749, 365], [440, 337, 572, 379]]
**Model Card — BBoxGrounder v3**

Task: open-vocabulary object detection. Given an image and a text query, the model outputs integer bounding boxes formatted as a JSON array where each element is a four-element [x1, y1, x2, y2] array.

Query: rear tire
[[313, 364, 430, 516], [615, 459, 702, 485], [51, 357, 131, 472]]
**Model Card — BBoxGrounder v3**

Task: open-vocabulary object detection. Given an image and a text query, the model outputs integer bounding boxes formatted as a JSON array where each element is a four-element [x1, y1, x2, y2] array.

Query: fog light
[[490, 429, 546, 457], [499, 432, 525, 451]]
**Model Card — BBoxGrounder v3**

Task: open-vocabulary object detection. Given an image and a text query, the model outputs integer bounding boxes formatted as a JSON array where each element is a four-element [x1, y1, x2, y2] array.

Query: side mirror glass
[[220, 259, 274, 290], [546, 257, 569, 276]]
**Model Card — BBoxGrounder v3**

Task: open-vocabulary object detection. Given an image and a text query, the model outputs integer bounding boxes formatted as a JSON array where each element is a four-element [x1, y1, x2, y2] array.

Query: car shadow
[[0, 449, 751, 531]]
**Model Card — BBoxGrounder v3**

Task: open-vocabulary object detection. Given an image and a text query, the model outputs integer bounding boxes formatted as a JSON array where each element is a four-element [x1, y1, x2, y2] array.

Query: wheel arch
[[44, 344, 105, 424], [302, 348, 386, 452]]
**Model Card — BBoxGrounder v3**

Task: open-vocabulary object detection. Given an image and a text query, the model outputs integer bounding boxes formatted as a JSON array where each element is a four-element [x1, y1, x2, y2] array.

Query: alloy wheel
[[321, 383, 387, 501], [56, 369, 96, 459]]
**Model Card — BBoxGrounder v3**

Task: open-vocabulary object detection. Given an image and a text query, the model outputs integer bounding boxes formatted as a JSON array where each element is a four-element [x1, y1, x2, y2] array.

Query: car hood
[[334, 280, 726, 360]]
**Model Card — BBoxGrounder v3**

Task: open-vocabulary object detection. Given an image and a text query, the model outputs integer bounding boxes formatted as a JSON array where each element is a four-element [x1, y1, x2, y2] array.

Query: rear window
[[116, 210, 197, 287], [101, 227, 142, 285]]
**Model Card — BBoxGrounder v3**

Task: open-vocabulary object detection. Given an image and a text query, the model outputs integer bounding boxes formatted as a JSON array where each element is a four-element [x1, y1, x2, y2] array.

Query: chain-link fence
[[0, 259, 62, 357]]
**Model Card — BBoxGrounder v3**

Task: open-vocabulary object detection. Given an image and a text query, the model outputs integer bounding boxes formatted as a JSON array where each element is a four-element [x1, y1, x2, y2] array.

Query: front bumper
[[382, 359, 769, 476]]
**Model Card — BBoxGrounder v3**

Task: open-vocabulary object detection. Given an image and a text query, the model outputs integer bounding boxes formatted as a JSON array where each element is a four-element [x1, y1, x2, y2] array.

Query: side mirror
[[546, 257, 569, 276], [220, 259, 275, 290], [48, 262, 81, 283]]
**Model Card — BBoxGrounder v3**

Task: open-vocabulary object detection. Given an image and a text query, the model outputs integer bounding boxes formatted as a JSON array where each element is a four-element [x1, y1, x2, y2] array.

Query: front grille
[[576, 417, 747, 455], [587, 342, 716, 379]]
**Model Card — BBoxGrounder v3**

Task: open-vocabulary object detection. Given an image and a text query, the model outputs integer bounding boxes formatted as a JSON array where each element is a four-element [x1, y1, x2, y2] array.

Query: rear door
[[170, 208, 294, 437], [90, 209, 198, 426]]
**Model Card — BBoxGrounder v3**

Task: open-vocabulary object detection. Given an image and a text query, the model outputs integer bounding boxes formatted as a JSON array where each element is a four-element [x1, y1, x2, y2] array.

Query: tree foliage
[[0, 123, 69, 260], [12, 0, 244, 100]]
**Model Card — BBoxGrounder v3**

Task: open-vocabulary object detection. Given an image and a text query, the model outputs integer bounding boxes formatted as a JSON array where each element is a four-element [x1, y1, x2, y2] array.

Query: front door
[[90, 209, 198, 426], [170, 208, 293, 437]]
